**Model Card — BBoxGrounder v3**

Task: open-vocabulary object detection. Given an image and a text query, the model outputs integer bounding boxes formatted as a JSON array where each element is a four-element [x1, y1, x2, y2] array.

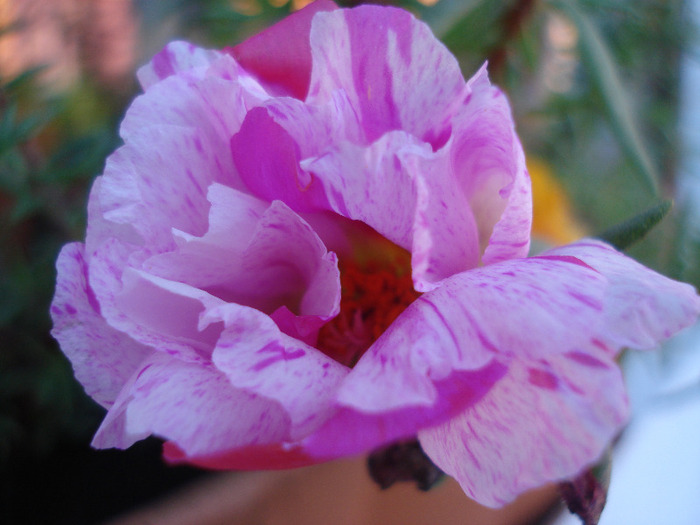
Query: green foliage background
[[1, 0, 697, 523]]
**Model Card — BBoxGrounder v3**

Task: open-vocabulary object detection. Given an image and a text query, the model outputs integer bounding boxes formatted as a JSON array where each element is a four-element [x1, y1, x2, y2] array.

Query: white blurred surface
[[555, 325, 700, 525]]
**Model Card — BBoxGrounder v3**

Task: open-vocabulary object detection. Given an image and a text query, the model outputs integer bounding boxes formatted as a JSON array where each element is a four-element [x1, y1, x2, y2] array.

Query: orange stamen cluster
[[317, 252, 420, 368]]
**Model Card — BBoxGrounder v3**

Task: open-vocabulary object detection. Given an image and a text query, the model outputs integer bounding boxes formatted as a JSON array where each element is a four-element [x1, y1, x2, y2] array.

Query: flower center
[[317, 249, 420, 368]]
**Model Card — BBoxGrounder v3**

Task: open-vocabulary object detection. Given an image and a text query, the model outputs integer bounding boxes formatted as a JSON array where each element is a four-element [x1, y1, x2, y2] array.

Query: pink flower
[[51, 1, 699, 507]]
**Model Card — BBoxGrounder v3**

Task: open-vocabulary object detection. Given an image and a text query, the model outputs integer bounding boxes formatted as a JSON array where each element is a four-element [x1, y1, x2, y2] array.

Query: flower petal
[[450, 66, 532, 263], [409, 150, 481, 291], [301, 131, 422, 250], [300, 362, 506, 460], [303, 132, 481, 289], [542, 240, 700, 350], [409, 241, 698, 507], [50, 243, 151, 408], [143, 183, 340, 322], [302, 244, 698, 462], [307, 6, 465, 145], [320, 257, 597, 428], [93, 351, 291, 457], [136, 41, 221, 90], [127, 56, 260, 147], [418, 352, 628, 507], [291, 256, 605, 460], [230, 106, 330, 212], [86, 234, 223, 362], [93, 125, 219, 251], [207, 303, 348, 440], [229, 0, 338, 99]]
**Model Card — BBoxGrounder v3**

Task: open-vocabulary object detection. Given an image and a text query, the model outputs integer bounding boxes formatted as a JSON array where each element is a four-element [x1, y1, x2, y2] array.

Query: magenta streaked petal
[[400, 255, 607, 366], [137, 41, 222, 90], [542, 240, 700, 351], [207, 302, 347, 440], [301, 361, 506, 460], [480, 147, 531, 265], [128, 52, 267, 138], [231, 106, 329, 212], [303, 132, 480, 289], [302, 131, 422, 250], [450, 66, 532, 263], [229, 0, 338, 99], [143, 183, 340, 321], [125, 63, 255, 157], [87, 236, 222, 363], [91, 366, 149, 450], [93, 125, 218, 252], [418, 353, 627, 507], [307, 6, 465, 145], [409, 151, 481, 291], [114, 268, 225, 355], [50, 243, 151, 409], [322, 253, 613, 455], [93, 351, 291, 457]]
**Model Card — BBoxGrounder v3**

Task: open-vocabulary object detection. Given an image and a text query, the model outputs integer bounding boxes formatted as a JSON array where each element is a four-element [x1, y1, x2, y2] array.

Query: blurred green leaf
[[43, 131, 114, 184], [421, 0, 489, 37], [517, 19, 540, 70], [2, 66, 48, 93], [596, 199, 672, 250], [669, 205, 700, 289], [436, 0, 513, 74], [552, 0, 659, 196]]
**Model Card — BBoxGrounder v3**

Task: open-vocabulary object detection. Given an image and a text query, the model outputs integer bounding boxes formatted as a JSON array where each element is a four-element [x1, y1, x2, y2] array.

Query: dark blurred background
[[1, 1, 698, 524]]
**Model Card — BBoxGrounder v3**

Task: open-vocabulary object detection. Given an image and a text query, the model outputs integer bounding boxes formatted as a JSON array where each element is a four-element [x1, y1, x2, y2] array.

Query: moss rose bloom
[[51, 1, 699, 507]]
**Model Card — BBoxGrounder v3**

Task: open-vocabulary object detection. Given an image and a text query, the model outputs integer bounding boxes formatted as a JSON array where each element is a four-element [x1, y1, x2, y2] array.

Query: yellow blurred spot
[[417, 0, 441, 5], [292, 0, 314, 10], [529, 157, 587, 244], [231, 0, 263, 16]]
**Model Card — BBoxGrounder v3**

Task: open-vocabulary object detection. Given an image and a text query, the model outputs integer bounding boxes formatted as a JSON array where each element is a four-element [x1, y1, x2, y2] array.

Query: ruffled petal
[[90, 53, 272, 258], [126, 55, 262, 148], [207, 303, 348, 440], [450, 66, 532, 263], [300, 362, 506, 460], [144, 183, 340, 324], [50, 243, 151, 408], [304, 245, 698, 464], [116, 269, 225, 354], [320, 255, 600, 419], [542, 240, 700, 351], [418, 352, 628, 507], [409, 150, 481, 291], [229, 0, 338, 99], [231, 106, 330, 212], [303, 132, 481, 290], [289, 254, 604, 460], [301, 131, 421, 250], [87, 236, 222, 362], [307, 6, 465, 145], [93, 125, 218, 252], [408, 241, 698, 507], [92, 351, 291, 457], [481, 146, 531, 265], [137, 41, 221, 90]]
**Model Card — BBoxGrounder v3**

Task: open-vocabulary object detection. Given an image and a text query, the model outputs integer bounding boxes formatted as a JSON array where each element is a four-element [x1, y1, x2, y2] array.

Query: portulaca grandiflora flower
[[51, 0, 699, 507]]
